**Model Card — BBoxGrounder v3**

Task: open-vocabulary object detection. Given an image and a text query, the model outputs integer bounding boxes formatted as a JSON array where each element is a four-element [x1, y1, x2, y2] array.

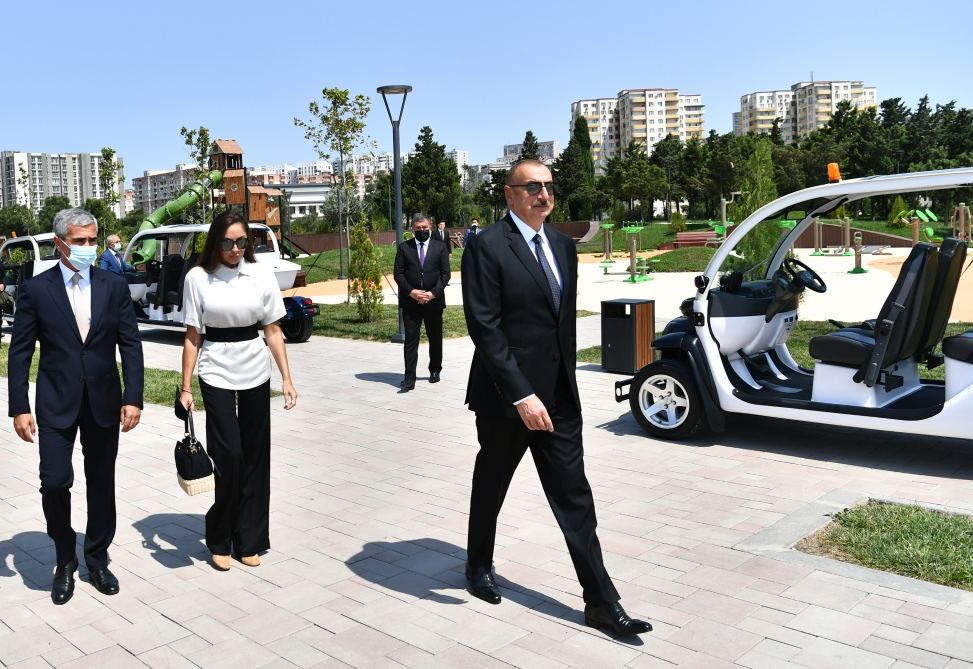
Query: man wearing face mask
[[98, 235, 135, 275], [7, 208, 144, 605], [393, 213, 451, 391]]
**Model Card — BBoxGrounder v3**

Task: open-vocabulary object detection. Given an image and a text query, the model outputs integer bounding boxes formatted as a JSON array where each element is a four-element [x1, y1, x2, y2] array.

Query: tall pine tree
[[519, 130, 540, 160], [401, 126, 462, 223]]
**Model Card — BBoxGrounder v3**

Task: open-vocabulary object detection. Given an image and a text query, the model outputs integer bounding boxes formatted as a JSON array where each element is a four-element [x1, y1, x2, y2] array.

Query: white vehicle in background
[[0, 225, 318, 343], [615, 166, 973, 442]]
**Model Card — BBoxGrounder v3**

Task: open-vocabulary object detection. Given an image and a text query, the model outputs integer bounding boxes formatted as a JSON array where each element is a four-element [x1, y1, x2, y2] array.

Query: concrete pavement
[[2, 315, 973, 667]]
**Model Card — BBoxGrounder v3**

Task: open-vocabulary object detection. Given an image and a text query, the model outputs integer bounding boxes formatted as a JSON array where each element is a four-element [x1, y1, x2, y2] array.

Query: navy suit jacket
[[98, 249, 133, 275], [7, 265, 144, 429], [461, 214, 580, 418]]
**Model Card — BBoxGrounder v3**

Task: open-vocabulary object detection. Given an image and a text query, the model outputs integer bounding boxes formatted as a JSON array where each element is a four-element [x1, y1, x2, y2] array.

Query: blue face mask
[[68, 245, 98, 271]]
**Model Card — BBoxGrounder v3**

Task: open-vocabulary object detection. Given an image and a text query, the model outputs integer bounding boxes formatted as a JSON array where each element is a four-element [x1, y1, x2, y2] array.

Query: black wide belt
[[205, 324, 260, 342]]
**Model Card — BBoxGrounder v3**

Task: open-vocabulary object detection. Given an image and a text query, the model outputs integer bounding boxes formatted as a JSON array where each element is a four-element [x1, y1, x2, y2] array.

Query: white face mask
[[112, 242, 122, 252]]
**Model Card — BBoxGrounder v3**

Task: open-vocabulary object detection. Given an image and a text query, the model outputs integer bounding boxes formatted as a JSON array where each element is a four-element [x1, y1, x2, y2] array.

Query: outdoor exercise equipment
[[598, 222, 616, 274], [950, 203, 971, 241], [621, 225, 651, 283], [849, 231, 867, 274], [810, 217, 852, 256]]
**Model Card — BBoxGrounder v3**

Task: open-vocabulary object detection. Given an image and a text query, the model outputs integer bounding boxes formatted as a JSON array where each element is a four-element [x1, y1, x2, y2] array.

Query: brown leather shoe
[[240, 555, 261, 567], [211, 553, 231, 571]]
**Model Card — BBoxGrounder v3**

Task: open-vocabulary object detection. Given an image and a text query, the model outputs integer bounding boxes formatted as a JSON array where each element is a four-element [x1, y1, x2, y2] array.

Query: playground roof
[[212, 139, 244, 155]]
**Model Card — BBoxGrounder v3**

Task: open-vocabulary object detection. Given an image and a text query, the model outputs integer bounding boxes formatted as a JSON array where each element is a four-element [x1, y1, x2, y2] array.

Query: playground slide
[[129, 170, 223, 265]]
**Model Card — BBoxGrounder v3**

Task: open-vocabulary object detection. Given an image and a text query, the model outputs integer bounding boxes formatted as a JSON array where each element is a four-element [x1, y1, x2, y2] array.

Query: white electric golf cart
[[615, 166, 973, 441]]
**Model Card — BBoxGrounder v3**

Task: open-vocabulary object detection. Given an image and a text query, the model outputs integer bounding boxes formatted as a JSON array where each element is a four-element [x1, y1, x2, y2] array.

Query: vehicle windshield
[[250, 229, 274, 254], [716, 215, 796, 283]]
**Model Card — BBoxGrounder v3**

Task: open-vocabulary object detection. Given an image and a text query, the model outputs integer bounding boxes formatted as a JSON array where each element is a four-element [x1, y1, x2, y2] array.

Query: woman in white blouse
[[178, 211, 298, 571]]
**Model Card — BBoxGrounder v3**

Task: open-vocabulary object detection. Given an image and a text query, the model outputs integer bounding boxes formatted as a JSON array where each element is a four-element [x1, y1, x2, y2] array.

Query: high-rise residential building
[[733, 80, 877, 143], [570, 97, 619, 173], [132, 164, 197, 214], [1, 150, 125, 217], [501, 141, 561, 164], [733, 90, 797, 143], [570, 89, 705, 174]]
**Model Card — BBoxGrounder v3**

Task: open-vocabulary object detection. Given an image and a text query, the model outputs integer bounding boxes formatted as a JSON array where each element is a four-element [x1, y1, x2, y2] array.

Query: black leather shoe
[[429, 372, 440, 383], [51, 558, 78, 605], [89, 567, 120, 596], [465, 564, 501, 604], [584, 602, 652, 635], [400, 378, 415, 391]]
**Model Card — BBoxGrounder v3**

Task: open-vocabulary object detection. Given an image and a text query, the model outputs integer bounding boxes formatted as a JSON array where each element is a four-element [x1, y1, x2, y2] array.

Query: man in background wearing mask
[[97, 234, 135, 275], [7, 208, 144, 605], [393, 213, 451, 391]]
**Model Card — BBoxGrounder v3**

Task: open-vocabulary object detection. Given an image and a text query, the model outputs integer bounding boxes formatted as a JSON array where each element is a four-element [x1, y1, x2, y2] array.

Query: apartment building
[[571, 89, 705, 174], [734, 80, 877, 143], [0, 150, 125, 217], [501, 141, 561, 163], [132, 164, 197, 214], [570, 97, 619, 173]]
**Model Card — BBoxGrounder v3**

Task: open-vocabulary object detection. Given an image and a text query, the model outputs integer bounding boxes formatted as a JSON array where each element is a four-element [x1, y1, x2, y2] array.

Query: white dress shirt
[[58, 261, 91, 333], [509, 211, 563, 288], [182, 259, 287, 390]]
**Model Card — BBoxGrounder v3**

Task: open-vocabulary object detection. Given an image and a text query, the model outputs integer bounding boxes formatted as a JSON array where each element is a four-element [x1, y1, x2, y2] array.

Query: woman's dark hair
[[197, 211, 256, 272]]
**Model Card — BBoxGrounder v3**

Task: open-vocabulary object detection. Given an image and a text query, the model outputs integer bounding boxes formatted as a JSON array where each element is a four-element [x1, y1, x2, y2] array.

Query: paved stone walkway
[[2, 326, 973, 668]]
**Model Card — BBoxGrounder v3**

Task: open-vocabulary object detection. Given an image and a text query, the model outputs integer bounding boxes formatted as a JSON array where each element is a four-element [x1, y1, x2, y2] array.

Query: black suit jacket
[[461, 213, 580, 418], [433, 228, 450, 246], [393, 237, 451, 310], [7, 265, 144, 429]]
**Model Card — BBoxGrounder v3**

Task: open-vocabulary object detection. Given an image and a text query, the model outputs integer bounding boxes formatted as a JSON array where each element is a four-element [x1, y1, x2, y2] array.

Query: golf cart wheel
[[629, 360, 703, 438], [281, 316, 313, 343]]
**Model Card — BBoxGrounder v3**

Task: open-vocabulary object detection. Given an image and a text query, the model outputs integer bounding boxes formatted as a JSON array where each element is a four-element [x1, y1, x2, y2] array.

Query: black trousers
[[402, 304, 443, 379], [466, 389, 620, 605], [199, 379, 271, 556], [38, 390, 118, 570]]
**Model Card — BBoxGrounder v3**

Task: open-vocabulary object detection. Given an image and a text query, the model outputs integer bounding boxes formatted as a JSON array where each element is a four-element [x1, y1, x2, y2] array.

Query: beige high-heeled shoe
[[211, 553, 231, 571], [240, 555, 261, 567]]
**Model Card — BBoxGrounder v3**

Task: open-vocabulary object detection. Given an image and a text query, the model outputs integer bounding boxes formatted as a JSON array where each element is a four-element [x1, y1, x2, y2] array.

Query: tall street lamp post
[[377, 84, 412, 344]]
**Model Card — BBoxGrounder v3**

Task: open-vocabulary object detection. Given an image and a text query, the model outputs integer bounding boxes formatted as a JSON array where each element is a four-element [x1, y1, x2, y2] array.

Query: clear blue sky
[[2, 0, 970, 186]]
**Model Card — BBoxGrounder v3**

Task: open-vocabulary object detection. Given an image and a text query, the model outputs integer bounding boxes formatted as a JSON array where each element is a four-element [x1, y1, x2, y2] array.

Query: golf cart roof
[[133, 222, 272, 236]]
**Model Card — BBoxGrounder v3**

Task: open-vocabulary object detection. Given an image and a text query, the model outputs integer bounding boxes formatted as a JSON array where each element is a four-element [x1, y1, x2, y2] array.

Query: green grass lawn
[[797, 500, 973, 591], [295, 246, 464, 284]]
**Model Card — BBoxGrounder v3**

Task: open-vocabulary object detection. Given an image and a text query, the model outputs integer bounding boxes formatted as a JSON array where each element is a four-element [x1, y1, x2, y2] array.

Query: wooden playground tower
[[208, 139, 284, 232]]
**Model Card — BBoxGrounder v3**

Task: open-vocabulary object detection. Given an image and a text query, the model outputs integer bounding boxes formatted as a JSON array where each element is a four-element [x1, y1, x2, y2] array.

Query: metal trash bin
[[601, 298, 655, 374]]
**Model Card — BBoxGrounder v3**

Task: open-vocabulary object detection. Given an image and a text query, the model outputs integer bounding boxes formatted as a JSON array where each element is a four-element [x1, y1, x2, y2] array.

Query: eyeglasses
[[508, 181, 556, 196], [220, 237, 248, 252]]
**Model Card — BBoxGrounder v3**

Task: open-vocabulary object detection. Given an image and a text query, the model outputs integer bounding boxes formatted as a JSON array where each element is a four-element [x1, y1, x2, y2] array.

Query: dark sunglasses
[[220, 237, 248, 252], [508, 181, 556, 196]]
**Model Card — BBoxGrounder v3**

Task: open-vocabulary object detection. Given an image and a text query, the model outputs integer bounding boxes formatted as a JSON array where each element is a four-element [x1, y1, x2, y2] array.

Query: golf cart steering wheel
[[782, 256, 826, 293]]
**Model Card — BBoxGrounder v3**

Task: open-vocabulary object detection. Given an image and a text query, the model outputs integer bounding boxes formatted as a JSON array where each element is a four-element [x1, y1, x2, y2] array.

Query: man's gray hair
[[411, 213, 430, 225], [52, 208, 98, 239]]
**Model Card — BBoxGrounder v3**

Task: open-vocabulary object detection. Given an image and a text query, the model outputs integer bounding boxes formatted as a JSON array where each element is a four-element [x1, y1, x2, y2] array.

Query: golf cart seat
[[916, 238, 967, 367], [145, 254, 185, 309], [809, 243, 938, 387]]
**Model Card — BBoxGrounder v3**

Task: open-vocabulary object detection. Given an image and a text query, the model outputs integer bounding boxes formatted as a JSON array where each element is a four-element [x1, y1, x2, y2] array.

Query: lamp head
[[377, 85, 413, 96]]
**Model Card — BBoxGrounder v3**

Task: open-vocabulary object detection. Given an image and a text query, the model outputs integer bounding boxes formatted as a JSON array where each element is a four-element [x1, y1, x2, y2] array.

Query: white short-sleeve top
[[182, 259, 287, 390]]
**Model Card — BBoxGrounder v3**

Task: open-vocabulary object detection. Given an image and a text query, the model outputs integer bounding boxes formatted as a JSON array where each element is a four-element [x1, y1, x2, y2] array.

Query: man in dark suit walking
[[461, 160, 651, 635], [8, 208, 144, 605], [393, 213, 451, 391], [97, 234, 135, 275]]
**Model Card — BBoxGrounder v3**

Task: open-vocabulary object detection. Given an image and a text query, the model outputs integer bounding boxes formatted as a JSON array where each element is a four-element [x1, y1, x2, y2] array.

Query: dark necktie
[[532, 233, 561, 314], [418, 242, 426, 267]]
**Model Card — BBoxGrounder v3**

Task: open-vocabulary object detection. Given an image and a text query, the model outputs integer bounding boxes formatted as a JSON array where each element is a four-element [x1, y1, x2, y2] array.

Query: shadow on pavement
[[355, 372, 407, 388], [0, 531, 57, 591], [596, 411, 973, 480], [345, 538, 611, 634], [135, 513, 208, 569]]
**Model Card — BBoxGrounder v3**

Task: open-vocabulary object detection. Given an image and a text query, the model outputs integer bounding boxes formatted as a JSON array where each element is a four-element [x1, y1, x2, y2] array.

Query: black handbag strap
[[184, 411, 196, 440]]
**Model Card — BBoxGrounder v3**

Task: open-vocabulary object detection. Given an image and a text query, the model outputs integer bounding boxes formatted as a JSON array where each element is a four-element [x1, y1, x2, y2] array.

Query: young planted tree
[[97, 147, 123, 240], [294, 88, 372, 278], [348, 213, 384, 322], [731, 138, 780, 272], [178, 126, 212, 224]]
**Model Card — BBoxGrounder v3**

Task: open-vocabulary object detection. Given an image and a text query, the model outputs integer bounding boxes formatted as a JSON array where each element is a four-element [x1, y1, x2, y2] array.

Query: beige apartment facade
[[571, 89, 705, 174]]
